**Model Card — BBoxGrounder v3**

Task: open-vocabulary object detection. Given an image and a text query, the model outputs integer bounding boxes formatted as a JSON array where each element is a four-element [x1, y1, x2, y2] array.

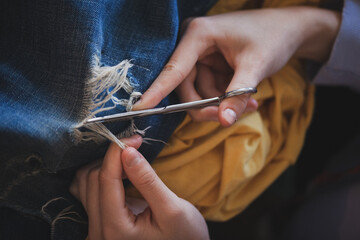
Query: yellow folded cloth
[[126, 0, 318, 221]]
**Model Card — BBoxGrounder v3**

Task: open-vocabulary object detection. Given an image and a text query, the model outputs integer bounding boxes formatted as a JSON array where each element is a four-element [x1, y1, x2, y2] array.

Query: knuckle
[[98, 169, 111, 184], [224, 96, 247, 109], [187, 17, 211, 34], [186, 17, 214, 42], [137, 170, 157, 189], [236, 95, 249, 107], [162, 61, 186, 82], [167, 202, 185, 220]]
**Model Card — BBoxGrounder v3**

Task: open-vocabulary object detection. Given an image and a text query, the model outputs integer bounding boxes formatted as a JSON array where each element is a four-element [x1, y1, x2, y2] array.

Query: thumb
[[218, 69, 259, 127], [122, 147, 178, 214]]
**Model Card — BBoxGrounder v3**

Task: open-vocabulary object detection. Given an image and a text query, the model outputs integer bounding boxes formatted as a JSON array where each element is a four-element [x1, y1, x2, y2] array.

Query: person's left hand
[[132, 7, 340, 127], [70, 135, 209, 240]]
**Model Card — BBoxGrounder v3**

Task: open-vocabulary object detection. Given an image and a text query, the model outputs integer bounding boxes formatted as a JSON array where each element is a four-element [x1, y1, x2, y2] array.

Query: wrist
[[294, 7, 341, 62]]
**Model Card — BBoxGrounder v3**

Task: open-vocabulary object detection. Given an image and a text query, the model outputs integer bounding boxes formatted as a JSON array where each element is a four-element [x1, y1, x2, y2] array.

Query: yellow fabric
[[126, 0, 318, 221], [206, 0, 319, 15]]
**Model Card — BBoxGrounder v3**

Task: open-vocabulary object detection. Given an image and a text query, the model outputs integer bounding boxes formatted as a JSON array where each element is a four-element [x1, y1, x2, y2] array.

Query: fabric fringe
[[73, 55, 144, 149]]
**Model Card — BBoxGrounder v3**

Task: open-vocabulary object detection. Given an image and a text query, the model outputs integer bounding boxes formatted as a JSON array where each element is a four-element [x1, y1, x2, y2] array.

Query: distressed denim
[[0, 0, 216, 239]]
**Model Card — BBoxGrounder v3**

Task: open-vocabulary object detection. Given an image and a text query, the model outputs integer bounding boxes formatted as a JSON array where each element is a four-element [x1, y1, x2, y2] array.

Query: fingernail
[[132, 99, 142, 110], [125, 148, 142, 167], [223, 108, 237, 125]]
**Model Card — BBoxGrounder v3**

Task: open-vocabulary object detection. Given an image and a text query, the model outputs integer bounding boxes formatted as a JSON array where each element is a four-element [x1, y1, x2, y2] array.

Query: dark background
[[207, 86, 360, 240]]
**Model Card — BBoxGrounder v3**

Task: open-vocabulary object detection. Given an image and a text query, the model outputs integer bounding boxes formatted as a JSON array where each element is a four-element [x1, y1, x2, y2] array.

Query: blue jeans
[[0, 0, 216, 239]]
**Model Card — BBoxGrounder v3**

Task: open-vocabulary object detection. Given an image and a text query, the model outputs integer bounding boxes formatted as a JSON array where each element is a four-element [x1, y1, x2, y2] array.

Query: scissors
[[84, 87, 257, 125]]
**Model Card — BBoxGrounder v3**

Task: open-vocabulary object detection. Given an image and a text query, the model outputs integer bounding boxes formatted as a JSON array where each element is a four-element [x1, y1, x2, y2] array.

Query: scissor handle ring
[[224, 87, 257, 98]]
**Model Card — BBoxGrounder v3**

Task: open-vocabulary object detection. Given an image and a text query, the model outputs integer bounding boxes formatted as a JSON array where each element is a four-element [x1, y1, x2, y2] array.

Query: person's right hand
[[133, 7, 340, 127], [70, 135, 209, 240]]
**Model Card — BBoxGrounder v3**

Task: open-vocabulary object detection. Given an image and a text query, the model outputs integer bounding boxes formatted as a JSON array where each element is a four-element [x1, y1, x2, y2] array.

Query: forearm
[[293, 7, 341, 63], [313, 0, 360, 92]]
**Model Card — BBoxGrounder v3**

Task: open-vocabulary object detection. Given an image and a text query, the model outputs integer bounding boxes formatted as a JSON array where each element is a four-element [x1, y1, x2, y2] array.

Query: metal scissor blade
[[84, 87, 257, 125], [85, 96, 221, 124]]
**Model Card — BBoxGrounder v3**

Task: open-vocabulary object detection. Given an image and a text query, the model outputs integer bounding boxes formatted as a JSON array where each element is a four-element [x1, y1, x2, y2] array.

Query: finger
[[176, 67, 218, 121], [133, 20, 213, 110], [198, 53, 233, 95], [101, 135, 142, 179], [69, 159, 101, 207], [175, 66, 198, 103], [99, 135, 142, 230], [219, 96, 258, 126], [86, 166, 102, 239], [218, 67, 259, 127], [195, 63, 223, 99], [198, 51, 232, 74], [188, 107, 219, 122], [243, 98, 258, 114], [69, 160, 102, 239], [122, 147, 179, 218], [69, 171, 85, 203]]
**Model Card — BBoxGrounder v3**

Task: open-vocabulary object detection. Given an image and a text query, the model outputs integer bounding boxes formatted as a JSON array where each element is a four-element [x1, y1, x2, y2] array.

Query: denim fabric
[[0, 0, 216, 239]]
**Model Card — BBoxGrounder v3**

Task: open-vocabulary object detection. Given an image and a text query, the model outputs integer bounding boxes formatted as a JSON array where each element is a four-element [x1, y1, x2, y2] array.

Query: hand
[[133, 7, 340, 127], [70, 135, 209, 240]]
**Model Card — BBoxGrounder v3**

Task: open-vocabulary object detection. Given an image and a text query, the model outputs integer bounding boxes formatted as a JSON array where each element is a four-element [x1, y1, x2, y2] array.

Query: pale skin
[[70, 135, 209, 240], [70, 6, 341, 240], [133, 6, 341, 126]]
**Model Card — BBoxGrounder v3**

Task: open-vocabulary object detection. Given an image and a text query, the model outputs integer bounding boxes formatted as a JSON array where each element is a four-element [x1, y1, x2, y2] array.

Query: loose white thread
[[41, 197, 87, 239], [73, 55, 145, 149]]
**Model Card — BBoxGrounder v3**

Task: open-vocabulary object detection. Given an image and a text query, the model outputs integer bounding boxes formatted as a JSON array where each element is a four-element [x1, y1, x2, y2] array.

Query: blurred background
[[207, 85, 360, 240]]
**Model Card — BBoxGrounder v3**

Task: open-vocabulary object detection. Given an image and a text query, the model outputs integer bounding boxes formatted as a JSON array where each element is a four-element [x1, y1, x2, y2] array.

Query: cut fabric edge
[[71, 55, 144, 149]]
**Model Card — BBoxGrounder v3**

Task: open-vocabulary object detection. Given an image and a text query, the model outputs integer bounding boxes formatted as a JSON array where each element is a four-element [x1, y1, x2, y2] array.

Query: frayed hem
[[72, 55, 144, 149]]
